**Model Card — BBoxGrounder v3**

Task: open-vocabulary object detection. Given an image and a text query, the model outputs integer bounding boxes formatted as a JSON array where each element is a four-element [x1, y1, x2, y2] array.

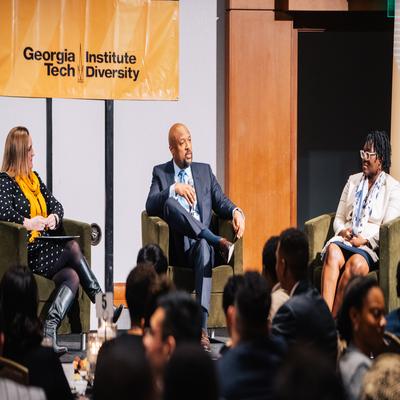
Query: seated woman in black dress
[[0, 126, 122, 354], [0, 265, 72, 400], [321, 131, 400, 317]]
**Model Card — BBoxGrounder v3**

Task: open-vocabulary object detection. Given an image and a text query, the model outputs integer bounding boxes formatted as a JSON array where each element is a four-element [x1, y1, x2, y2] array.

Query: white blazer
[[332, 172, 400, 261]]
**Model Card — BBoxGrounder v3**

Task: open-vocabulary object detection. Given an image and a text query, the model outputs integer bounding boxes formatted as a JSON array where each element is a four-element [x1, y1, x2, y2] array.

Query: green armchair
[[304, 213, 400, 312], [141, 211, 243, 328], [0, 218, 91, 333]]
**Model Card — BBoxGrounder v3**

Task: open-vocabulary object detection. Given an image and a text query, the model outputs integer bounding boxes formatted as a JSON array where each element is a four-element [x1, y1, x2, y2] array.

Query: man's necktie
[[177, 170, 190, 212]]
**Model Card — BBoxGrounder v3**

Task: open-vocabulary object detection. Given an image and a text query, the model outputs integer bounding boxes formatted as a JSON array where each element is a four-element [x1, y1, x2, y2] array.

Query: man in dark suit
[[218, 272, 286, 400], [146, 123, 245, 329], [272, 228, 338, 365]]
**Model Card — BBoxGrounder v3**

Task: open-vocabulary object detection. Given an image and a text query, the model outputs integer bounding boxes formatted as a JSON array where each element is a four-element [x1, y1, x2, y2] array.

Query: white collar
[[173, 161, 192, 179], [271, 282, 281, 293], [289, 281, 300, 297]]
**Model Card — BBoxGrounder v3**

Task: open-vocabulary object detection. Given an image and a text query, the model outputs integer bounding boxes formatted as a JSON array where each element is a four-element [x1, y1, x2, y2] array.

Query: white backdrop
[[0, 0, 222, 329]]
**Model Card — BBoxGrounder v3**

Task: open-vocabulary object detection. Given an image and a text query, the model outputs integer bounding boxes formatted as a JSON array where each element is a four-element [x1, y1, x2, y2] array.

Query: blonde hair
[[1, 126, 31, 177]]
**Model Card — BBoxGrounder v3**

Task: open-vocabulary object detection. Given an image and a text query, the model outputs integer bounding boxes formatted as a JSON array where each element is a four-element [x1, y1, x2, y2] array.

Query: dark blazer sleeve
[[209, 166, 236, 219], [271, 302, 297, 345], [145, 166, 170, 217]]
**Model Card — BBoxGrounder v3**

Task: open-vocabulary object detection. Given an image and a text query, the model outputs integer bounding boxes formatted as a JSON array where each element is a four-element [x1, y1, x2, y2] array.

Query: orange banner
[[0, 0, 179, 100]]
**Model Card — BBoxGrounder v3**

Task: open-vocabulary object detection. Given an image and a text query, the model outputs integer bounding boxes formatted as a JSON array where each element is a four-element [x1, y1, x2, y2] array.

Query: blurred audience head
[[361, 353, 400, 400], [0, 265, 42, 357], [143, 291, 201, 375], [234, 271, 270, 342], [222, 274, 245, 339], [337, 276, 386, 354], [125, 263, 158, 332], [137, 244, 168, 275], [262, 235, 279, 287], [274, 346, 346, 400], [163, 343, 218, 400], [94, 337, 155, 400], [276, 228, 309, 291]]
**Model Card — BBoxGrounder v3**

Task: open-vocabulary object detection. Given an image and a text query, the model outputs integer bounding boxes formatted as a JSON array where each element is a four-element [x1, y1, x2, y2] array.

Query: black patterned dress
[[0, 172, 66, 278]]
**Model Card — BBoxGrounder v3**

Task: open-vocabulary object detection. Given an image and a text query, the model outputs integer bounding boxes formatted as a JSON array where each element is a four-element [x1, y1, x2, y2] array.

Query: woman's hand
[[349, 235, 368, 248], [24, 216, 47, 231], [339, 227, 353, 241], [45, 214, 58, 230]]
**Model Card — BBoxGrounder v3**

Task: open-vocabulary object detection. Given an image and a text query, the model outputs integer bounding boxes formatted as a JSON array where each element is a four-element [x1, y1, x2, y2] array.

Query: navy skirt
[[332, 241, 375, 269]]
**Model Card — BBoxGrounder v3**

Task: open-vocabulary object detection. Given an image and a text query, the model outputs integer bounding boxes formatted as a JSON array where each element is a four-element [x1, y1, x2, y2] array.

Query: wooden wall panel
[[227, 10, 295, 270], [276, 0, 386, 11], [277, 0, 348, 11], [228, 0, 274, 10]]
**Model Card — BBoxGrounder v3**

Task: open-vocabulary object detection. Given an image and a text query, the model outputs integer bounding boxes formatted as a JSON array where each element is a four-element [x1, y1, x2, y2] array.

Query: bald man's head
[[168, 123, 193, 168]]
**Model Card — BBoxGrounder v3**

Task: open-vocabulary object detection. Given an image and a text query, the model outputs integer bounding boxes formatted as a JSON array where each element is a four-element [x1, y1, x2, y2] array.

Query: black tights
[[51, 240, 82, 295]]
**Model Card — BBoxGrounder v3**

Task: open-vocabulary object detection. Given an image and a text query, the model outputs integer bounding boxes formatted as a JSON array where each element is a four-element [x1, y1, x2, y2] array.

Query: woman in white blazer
[[321, 131, 400, 317]]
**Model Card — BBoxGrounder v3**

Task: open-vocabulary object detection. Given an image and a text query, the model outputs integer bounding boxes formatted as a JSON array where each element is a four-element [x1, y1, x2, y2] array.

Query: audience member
[[272, 228, 337, 365], [360, 353, 400, 400], [143, 291, 202, 394], [137, 244, 168, 275], [218, 271, 286, 400], [220, 274, 245, 355], [385, 264, 400, 337], [0, 306, 46, 400], [262, 235, 289, 320], [93, 336, 155, 400], [97, 263, 158, 363], [163, 343, 218, 400], [126, 263, 158, 336], [274, 347, 346, 400], [337, 276, 386, 400], [0, 266, 72, 400]]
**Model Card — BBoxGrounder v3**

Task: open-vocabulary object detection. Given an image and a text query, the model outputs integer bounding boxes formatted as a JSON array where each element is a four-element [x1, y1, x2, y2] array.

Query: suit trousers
[[164, 198, 214, 313]]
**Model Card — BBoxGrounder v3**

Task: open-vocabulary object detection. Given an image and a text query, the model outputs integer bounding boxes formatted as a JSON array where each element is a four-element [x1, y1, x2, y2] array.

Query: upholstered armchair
[[304, 213, 400, 312], [0, 219, 91, 333], [141, 211, 244, 328]]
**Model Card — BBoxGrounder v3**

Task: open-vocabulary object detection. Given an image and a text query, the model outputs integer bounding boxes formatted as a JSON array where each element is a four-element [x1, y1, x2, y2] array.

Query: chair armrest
[[379, 216, 400, 312], [63, 219, 92, 264], [141, 211, 170, 263], [0, 221, 28, 275], [218, 219, 243, 274], [304, 213, 335, 263]]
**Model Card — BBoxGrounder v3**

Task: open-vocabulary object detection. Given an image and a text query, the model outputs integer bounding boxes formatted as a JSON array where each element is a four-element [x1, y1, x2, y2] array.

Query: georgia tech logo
[[22, 45, 141, 83]]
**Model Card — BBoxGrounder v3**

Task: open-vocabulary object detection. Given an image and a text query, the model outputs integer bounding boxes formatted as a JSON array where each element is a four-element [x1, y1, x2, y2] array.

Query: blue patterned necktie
[[177, 170, 190, 212]]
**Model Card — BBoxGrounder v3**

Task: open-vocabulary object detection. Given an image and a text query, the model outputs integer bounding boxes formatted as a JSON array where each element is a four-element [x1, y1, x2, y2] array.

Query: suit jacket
[[333, 172, 400, 251], [146, 160, 236, 229], [271, 279, 338, 365], [218, 336, 286, 400]]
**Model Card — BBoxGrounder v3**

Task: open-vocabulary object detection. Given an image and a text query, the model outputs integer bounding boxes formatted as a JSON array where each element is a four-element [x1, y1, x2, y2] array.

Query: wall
[[0, 0, 221, 329]]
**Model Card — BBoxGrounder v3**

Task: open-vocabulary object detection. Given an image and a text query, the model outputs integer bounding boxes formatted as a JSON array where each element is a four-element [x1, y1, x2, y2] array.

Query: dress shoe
[[219, 238, 235, 263]]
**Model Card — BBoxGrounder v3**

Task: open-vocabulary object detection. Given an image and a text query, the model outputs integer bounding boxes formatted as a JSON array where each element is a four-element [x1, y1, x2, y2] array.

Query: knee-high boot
[[44, 284, 75, 355], [76, 256, 123, 323]]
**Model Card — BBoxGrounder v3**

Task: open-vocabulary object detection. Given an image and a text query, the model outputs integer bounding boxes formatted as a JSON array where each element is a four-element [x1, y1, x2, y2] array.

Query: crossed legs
[[321, 243, 369, 317]]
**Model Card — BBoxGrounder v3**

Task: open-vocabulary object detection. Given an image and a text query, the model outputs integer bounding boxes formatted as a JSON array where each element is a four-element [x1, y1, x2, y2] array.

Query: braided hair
[[365, 130, 391, 173]]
